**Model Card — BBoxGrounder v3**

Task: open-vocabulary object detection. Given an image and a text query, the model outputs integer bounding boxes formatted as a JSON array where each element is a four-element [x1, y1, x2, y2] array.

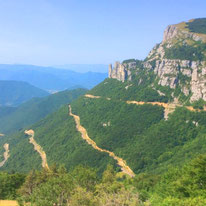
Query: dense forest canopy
[[1, 154, 206, 206]]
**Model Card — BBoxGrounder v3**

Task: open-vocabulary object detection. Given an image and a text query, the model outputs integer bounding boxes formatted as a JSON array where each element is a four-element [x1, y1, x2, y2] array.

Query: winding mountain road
[[0, 143, 10, 167], [25, 130, 50, 170], [69, 105, 135, 177], [85, 94, 206, 119]]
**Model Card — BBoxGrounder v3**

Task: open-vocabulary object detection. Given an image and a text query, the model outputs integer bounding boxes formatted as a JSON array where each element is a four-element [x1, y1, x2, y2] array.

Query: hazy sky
[[0, 0, 205, 67]]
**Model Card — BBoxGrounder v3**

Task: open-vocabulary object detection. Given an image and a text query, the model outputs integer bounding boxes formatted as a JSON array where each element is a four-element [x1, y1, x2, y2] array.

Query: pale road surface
[[85, 94, 206, 119], [69, 105, 135, 177], [25, 130, 50, 170], [0, 200, 18, 206], [85, 94, 111, 100], [0, 143, 10, 167]]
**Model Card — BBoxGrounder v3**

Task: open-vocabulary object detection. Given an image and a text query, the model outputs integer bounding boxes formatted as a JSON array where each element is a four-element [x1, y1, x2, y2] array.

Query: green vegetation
[[2, 31, 206, 204], [186, 18, 206, 34], [0, 105, 115, 173], [90, 77, 169, 103], [164, 18, 206, 61], [171, 72, 192, 103], [191, 99, 206, 109], [153, 84, 174, 102], [0, 106, 16, 118], [2, 75, 206, 176], [72, 97, 163, 154], [1, 165, 143, 206], [122, 59, 136, 63], [0, 172, 25, 200], [164, 43, 206, 61], [0, 88, 87, 134], [132, 154, 206, 205], [72, 96, 206, 174], [0, 80, 49, 106], [2, 155, 206, 205]]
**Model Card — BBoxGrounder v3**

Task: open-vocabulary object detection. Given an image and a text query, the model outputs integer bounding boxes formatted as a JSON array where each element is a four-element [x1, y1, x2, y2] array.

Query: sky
[[0, 0, 205, 70]]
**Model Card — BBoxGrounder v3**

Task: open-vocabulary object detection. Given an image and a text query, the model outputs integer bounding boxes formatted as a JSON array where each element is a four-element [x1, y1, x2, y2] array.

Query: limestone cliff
[[108, 18, 206, 103], [108, 61, 134, 82]]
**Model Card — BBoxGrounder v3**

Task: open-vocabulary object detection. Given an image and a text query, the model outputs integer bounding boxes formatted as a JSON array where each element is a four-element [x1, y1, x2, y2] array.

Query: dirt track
[[0, 200, 18, 206], [85, 94, 206, 119], [85, 94, 101, 99], [25, 130, 49, 170], [69, 105, 135, 177], [0, 143, 10, 167]]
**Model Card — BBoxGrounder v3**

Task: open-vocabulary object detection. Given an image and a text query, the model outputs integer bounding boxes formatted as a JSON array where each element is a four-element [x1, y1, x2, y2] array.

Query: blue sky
[[0, 0, 205, 68]]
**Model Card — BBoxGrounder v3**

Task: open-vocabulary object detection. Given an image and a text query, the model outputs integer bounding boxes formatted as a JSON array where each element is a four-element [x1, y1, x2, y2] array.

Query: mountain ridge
[[0, 64, 107, 91], [0, 80, 49, 106], [108, 18, 206, 104], [0, 88, 87, 134]]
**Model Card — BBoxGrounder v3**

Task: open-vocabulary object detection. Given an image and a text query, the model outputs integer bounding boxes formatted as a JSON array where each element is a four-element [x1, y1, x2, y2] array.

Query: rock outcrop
[[108, 61, 139, 82], [151, 59, 206, 101], [108, 19, 206, 102], [162, 23, 205, 43], [109, 62, 128, 82]]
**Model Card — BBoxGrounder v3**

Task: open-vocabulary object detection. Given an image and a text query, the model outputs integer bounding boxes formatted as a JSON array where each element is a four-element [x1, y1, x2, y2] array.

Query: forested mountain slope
[[0, 88, 87, 134], [1, 18, 206, 180], [1, 91, 206, 175], [0, 106, 114, 173], [0, 80, 49, 106]]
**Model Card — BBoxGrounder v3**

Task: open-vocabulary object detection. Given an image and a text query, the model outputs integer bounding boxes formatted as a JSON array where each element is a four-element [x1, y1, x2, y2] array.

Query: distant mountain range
[[0, 88, 87, 134], [54, 64, 108, 73], [0, 80, 49, 106], [0, 64, 107, 91]]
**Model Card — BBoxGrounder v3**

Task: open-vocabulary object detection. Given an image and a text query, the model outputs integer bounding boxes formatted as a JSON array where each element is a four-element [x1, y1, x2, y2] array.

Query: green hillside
[[0, 88, 87, 134], [90, 78, 170, 102], [71, 94, 206, 173], [0, 106, 115, 173], [2, 154, 206, 206], [0, 80, 49, 106], [186, 18, 206, 34], [2, 17, 206, 176], [1, 18, 206, 205], [1, 87, 206, 176], [0, 106, 16, 118]]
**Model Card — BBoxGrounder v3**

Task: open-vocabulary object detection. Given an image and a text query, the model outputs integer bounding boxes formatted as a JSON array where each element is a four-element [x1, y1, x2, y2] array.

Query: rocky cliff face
[[108, 61, 134, 82], [162, 24, 205, 43], [151, 59, 206, 101], [108, 19, 206, 103]]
